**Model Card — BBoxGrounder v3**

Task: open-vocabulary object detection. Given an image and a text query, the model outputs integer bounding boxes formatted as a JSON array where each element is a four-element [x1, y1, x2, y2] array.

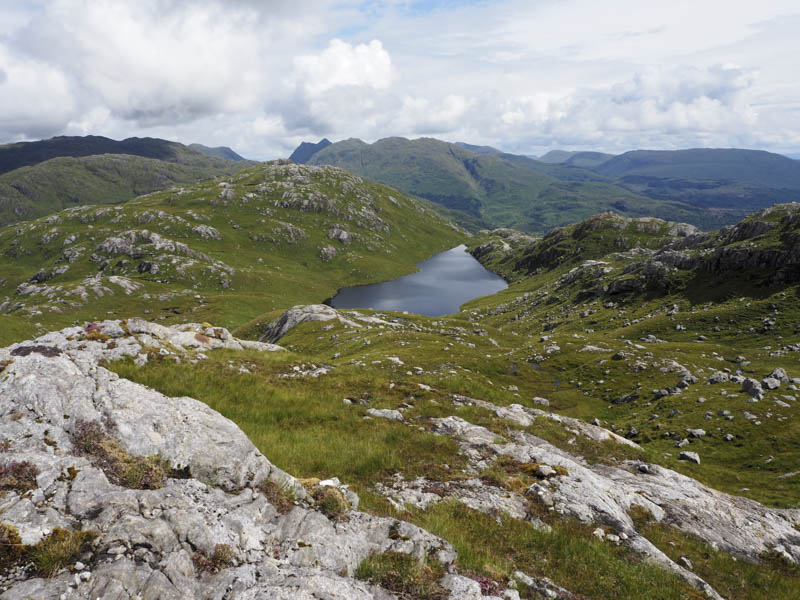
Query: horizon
[[1, 1, 799, 160]]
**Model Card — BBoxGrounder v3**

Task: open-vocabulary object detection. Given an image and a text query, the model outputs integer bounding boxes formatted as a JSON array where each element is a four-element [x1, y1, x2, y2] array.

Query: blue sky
[[0, 0, 798, 159]]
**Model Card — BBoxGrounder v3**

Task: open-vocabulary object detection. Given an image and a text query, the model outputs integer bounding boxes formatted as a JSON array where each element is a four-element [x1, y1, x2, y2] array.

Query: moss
[[28, 528, 96, 577], [83, 330, 110, 343], [355, 552, 448, 599]]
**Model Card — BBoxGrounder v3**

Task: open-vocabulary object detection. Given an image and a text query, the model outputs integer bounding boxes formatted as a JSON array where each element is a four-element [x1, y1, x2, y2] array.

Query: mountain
[[0, 153, 254, 226], [0, 135, 257, 225], [536, 149, 579, 163], [0, 135, 219, 175], [589, 148, 800, 211], [454, 141, 506, 156], [562, 151, 616, 168], [306, 137, 745, 233], [594, 148, 800, 188], [289, 138, 332, 164], [188, 143, 247, 161]]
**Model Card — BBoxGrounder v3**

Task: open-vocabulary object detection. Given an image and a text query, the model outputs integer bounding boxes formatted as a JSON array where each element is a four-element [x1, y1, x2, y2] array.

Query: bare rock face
[[0, 323, 458, 600]]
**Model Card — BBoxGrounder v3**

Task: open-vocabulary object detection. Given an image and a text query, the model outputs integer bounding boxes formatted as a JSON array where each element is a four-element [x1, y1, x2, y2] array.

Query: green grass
[[355, 551, 448, 599], [410, 501, 704, 600], [630, 506, 800, 599]]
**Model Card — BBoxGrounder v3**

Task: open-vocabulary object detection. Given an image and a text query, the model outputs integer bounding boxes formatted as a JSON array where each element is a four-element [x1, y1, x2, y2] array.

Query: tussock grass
[[28, 528, 95, 577], [70, 419, 167, 489], [355, 551, 448, 599]]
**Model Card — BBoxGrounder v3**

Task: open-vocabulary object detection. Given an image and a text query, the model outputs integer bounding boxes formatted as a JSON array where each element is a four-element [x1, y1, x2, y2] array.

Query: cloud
[[293, 39, 392, 97], [0, 42, 76, 140], [0, 0, 798, 158]]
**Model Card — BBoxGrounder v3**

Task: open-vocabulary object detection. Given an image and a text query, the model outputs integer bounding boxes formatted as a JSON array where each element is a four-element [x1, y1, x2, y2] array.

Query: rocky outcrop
[[0, 323, 461, 599], [373, 395, 800, 599]]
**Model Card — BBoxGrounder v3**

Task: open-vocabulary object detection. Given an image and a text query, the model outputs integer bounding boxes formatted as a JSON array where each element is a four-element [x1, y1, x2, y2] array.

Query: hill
[[0, 135, 228, 175], [189, 143, 247, 161], [0, 159, 464, 343], [0, 153, 253, 226], [594, 148, 800, 188], [589, 148, 800, 210], [562, 151, 616, 168], [306, 137, 742, 234], [454, 141, 506, 156], [536, 149, 579, 163]]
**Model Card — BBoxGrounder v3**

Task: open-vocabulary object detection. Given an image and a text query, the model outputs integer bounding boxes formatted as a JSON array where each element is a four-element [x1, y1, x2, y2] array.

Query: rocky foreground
[[1, 312, 799, 599]]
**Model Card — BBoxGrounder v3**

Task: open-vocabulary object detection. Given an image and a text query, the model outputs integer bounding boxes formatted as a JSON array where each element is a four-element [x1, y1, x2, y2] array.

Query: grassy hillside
[[0, 153, 252, 225], [0, 160, 464, 345], [308, 137, 741, 234], [99, 204, 800, 599]]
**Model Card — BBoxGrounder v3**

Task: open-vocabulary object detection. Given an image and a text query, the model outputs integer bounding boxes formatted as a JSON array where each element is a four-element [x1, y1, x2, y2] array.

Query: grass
[[410, 500, 705, 600], [355, 551, 448, 599], [630, 506, 800, 599], [0, 461, 39, 493], [28, 527, 96, 577], [258, 480, 296, 514], [192, 543, 236, 575]]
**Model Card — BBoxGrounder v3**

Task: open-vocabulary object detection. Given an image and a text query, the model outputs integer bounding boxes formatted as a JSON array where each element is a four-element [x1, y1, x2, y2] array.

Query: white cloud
[[0, 0, 798, 158], [0, 42, 76, 140], [293, 39, 392, 97]]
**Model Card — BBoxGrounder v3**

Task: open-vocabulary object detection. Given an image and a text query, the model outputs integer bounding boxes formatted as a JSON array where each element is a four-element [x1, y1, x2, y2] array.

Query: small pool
[[327, 245, 508, 316]]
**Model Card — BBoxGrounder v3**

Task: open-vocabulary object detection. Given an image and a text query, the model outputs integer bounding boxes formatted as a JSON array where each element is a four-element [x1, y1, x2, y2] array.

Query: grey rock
[[762, 377, 781, 390], [741, 378, 764, 399], [366, 408, 404, 422], [679, 451, 701, 464], [0, 322, 462, 600], [770, 368, 789, 382], [707, 371, 729, 384]]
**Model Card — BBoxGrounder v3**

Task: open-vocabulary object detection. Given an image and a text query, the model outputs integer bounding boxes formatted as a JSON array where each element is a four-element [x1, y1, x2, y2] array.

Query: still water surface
[[327, 245, 508, 316]]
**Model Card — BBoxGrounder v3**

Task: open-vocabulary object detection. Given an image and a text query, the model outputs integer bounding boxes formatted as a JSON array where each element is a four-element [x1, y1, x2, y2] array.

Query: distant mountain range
[[0, 136, 253, 225], [292, 137, 800, 233]]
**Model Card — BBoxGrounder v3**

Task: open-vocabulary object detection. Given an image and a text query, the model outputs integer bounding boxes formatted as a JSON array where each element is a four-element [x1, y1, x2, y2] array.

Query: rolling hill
[[188, 143, 247, 161], [302, 137, 745, 233], [588, 148, 800, 210], [0, 159, 464, 342], [0, 136, 256, 225]]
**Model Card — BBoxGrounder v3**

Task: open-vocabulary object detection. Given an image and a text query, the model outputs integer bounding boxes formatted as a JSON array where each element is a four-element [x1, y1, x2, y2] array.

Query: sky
[[0, 0, 798, 160]]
